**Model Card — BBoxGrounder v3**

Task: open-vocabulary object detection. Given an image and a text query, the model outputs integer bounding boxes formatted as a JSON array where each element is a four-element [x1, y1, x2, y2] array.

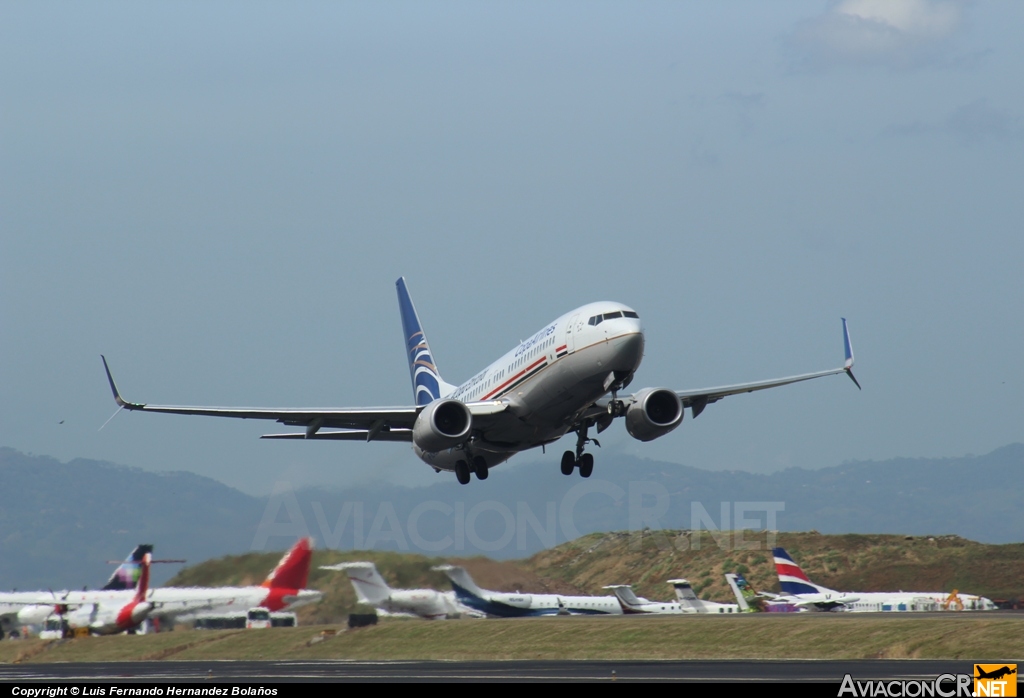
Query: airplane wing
[[101, 356, 508, 440], [675, 318, 860, 417]]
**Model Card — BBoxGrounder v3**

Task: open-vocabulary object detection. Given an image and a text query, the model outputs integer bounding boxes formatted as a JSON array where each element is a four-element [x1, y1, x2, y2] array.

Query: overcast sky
[[2, 1, 1022, 496]]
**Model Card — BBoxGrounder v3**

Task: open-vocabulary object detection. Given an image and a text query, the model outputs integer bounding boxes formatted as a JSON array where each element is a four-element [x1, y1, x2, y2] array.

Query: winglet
[[101, 355, 129, 407], [840, 319, 861, 390]]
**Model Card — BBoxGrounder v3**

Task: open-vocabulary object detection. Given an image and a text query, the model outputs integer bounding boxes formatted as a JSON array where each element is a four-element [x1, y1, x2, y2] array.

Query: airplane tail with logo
[[103, 545, 155, 591], [396, 277, 456, 406], [773, 547, 836, 595], [323, 562, 394, 605], [433, 565, 490, 602], [261, 538, 313, 590], [725, 573, 759, 612], [667, 579, 708, 612]]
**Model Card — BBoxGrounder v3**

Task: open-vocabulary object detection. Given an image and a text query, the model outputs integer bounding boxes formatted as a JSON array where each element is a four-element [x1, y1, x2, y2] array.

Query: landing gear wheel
[[455, 460, 471, 485], [473, 455, 489, 480], [560, 450, 576, 475], [578, 453, 594, 478]]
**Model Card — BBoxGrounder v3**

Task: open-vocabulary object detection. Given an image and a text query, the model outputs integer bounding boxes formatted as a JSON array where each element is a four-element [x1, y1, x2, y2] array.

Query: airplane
[[320, 561, 480, 620], [0, 538, 323, 636], [666, 579, 741, 613], [57, 553, 156, 636], [0, 544, 183, 638], [604, 581, 740, 614], [165, 537, 323, 620], [724, 572, 800, 613], [435, 565, 621, 617], [772, 547, 996, 612], [101, 277, 860, 485]]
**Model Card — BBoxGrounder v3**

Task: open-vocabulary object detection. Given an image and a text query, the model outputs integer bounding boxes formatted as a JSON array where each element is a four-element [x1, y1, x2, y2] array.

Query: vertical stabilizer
[[103, 545, 154, 591], [773, 547, 835, 595], [603, 585, 645, 613], [668, 579, 707, 612], [328, 562, 393, 605], [725, 573, 758, 612], [396, 277, 456, 405], [262, 538, 313, 590], [434, 565, 490, 601]]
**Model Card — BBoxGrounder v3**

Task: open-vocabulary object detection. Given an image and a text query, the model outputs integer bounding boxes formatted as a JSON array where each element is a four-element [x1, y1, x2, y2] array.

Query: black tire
[[579, 453, 594, 478], [473, 456, 489, 480], [560, 451, 576, 475], [455, 460, 471, 485]]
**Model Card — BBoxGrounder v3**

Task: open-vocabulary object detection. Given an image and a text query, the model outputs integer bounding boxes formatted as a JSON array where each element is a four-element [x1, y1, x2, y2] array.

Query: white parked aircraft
[[102, 278, 859, 484], [773, 548, 995, 612], [604, 582, 740, 614], [0, 538, 322, 636], [321, 561, 478, 620], [436, 565, 621, 617]]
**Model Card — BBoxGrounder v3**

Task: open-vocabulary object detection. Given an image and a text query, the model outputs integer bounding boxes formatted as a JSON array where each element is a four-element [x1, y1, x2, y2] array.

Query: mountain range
[[1, 443, 1021, 590]]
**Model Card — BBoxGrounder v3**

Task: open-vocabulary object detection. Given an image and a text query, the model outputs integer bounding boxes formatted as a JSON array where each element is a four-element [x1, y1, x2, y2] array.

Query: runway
[[0, 659, 1008, 683]]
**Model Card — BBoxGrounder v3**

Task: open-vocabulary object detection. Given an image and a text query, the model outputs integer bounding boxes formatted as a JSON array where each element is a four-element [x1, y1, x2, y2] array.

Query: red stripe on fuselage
[[481, 356, 547, 400], [774, 563, 810, 581]]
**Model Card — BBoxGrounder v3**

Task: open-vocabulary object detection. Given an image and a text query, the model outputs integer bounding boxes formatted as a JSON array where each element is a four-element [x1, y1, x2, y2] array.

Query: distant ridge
[[1, 444, 1022, 590]]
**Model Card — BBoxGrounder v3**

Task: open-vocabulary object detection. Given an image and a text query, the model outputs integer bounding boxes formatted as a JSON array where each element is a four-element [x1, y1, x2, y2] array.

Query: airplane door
[[565, 314, 579, 353]]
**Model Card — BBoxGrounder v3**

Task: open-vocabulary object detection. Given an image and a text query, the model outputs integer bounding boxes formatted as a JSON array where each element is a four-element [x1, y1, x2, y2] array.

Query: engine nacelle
[[412, 399, 473, 453], [624, 387, 683, 442]]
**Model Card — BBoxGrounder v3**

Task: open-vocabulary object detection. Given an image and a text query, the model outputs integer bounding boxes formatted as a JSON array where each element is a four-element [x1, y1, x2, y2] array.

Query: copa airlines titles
[[514, 324, 556, 358], [12, 689, 278, 697]]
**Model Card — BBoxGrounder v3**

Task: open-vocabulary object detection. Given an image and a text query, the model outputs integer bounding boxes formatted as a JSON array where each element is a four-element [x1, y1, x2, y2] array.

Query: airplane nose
[[618, 330, 645, 369]]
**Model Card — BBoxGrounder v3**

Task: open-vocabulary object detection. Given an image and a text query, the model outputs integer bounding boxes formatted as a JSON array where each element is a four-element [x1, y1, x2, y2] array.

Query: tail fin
[[603, 585, 644, 613], [725, 573, 758, 612], [103, 545, 154, 591], [133, 553, 151, 603], [773, 547, 834, 595], [324, 562, 393, 605], [433, 565, 489, 601], [396, 277, 456, 405], [262, 538, 313, 590], [667, 579, 707, 612]]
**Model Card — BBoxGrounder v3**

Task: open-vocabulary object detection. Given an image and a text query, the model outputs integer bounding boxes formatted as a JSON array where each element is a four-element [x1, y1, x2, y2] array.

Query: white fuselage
[[835, 592, 995, 612], [416, 303, 644, 471], [453, 587, 623, 617]]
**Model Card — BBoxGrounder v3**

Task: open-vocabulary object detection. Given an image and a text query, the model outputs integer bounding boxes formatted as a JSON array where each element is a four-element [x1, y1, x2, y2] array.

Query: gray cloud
[[882, 99, 1024, 144]]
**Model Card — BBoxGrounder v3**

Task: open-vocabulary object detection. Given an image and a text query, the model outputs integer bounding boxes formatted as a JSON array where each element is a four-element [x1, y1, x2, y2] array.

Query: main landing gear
[[455, 455, 489, 485], [561, 421, 598, 478]]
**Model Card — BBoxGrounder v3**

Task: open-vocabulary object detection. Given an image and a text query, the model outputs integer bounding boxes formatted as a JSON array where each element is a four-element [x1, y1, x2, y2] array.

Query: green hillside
[[165, 531, 1024, 624]]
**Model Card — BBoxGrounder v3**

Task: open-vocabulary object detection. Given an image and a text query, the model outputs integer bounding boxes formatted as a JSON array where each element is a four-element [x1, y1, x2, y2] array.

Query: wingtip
[[101, 355, 126, 407]]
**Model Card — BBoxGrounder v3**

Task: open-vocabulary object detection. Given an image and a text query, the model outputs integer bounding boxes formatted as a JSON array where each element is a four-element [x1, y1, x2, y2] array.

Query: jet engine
[[624, 388, 683, 442], [412, 399, 473, 453]]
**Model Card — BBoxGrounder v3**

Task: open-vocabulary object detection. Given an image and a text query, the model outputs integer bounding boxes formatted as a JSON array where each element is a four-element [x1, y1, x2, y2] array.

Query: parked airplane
[[169, 537, 323, 619], [58, 553, 156, 635], [321, 561, 478, 620], [101, 278, 859, 484], [0, 538, 322, 637], [604, 580, 740, 614], [725, 573, 799, 613], [773, 548, 996, 612], [0, 544, 183, 638], [436, 565, 621, 617]]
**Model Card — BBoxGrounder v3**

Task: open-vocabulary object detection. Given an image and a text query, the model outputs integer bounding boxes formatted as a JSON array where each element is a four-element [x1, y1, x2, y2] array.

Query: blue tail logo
[[396, 278, 445, 406]]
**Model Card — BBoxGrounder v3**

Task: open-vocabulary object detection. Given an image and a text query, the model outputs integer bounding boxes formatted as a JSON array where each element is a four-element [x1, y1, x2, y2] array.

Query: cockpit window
[[588, 315, 602, 326], [623, 311, 639, 318], [603, 311, 623, 320]]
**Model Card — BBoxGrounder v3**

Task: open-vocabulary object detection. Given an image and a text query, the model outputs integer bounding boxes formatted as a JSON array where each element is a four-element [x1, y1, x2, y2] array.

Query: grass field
[[3, 615, 1023, 664]]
